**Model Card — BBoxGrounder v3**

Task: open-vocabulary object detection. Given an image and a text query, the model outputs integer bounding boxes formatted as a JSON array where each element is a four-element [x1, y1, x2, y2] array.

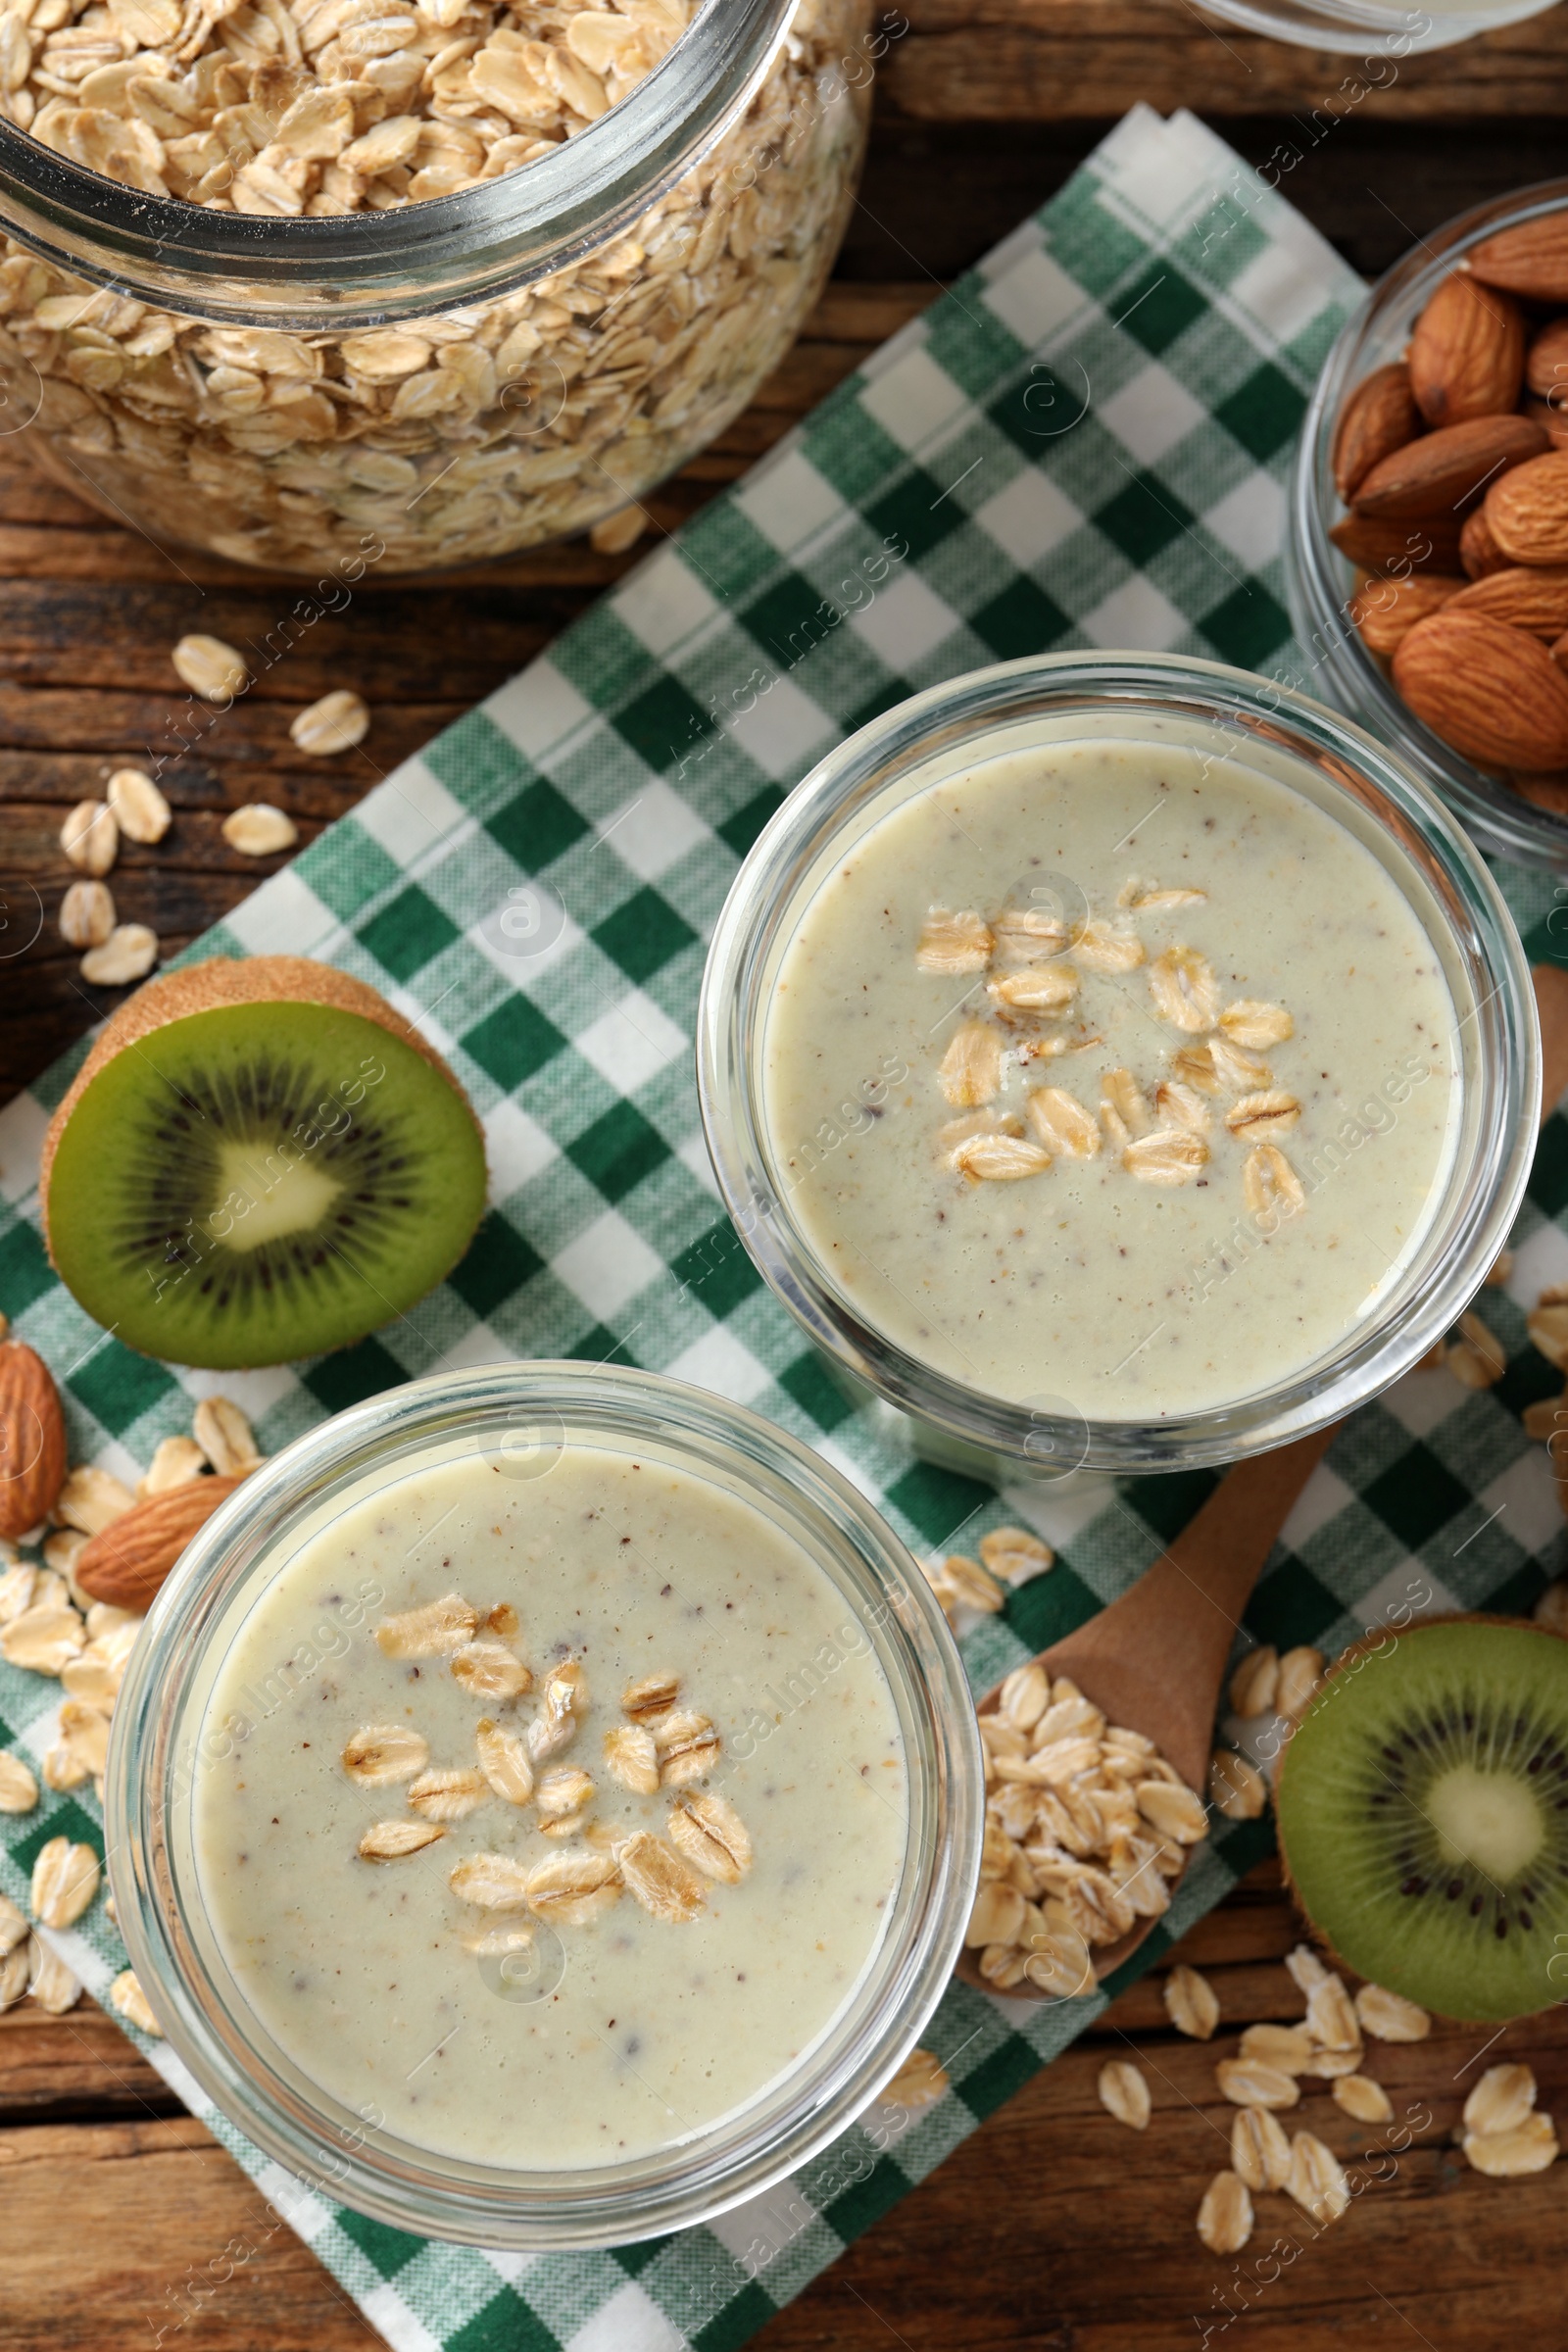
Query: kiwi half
[[41, 957, 486, 1369], [1276, 1616, 1568, 2022]]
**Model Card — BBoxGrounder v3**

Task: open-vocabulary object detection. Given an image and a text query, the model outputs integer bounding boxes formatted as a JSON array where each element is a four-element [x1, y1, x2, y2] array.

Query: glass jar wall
[[0, 0, 871, 570]]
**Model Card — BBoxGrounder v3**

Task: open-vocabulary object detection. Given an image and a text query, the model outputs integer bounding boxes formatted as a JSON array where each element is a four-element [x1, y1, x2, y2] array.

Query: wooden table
[[4, 15, 1568, 2339]]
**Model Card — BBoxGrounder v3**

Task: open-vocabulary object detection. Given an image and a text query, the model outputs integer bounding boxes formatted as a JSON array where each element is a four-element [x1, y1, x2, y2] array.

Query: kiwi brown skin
[[40, 955, 483, 1250], [1276, 1609, 1568, 2024], [40, 955, 487, 1357]]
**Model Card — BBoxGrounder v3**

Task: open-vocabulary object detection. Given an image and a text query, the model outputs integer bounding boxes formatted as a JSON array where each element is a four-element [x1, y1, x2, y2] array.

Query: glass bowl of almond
[[1289, 177, 1568, 869], [104, 1360, 982, 2248]]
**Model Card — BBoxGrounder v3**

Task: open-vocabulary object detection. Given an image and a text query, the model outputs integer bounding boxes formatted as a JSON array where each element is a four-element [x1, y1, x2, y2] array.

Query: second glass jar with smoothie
[[698, 654, 1539, 1475]]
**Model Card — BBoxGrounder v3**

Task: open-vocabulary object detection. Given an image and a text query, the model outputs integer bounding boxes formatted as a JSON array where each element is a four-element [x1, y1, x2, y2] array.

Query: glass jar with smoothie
[[698, 653, 1538, 1476], [106, 1362, 981, 2248]]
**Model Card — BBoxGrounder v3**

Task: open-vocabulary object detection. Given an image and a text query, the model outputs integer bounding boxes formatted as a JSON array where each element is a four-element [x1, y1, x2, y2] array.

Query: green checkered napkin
[[4, 99, 1568, 2352]]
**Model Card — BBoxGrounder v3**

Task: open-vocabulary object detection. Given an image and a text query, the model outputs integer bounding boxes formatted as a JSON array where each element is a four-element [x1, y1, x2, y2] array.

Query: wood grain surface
[[3, 25, 1567, 2346], [3, 1862, 1563, 2350]]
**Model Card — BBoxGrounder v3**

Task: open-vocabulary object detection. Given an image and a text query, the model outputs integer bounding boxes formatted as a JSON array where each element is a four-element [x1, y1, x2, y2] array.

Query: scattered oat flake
[[0, 1754, 38, 1814], [1275, 1645, 1325, 1722], [1073, 918, 1145, 974], [1354, 1983, 1430, 2042], [222, 805, 299, 858], [1229, 1644, 1279, 1719], [1231, 2104, 1292, 2192], [939, 1554, 1005, 1614], [1305, 1973, 1361, 2054], [1208, 1748, 1266, 1820], [109, 1968, 163, 2035], [106, 768, 171, 844], [1464, 2063, 1538, 2137], [192, 1396, 260, 1476], [1287, 2131, 1350, 2223], [1135, 1780, 1207, 1843], [28, 1937, 80, 2015], [1215, 2058, 1299, 2111], [173, 634, 247, 701], [60, 799, 118, 876], [30, 1837, 100, 1928], [980, 1527, 1055, 1587], [81, 924, 160, 988], [1098, 2058, 1152, 2131], [884, 2046, 949, 2113], [291, 689, 368, 756], [1164, 1963, 1220, 2040], [1239, 2022, 1314, 2075], [996, 1659, 1051, 1731], [60, 879, 115, 950], [1334, 2074, 1394, 2126], [1463, 2113, 1559, 2175], [141, 1435, 207, 1495], [525, 1848, 622, 1925], [1198, 2170, 1253, 2255]]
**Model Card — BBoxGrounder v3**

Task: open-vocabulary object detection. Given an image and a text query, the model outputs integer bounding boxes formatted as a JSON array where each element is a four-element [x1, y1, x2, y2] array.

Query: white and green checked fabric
[[4, 101, 1568, 2352]]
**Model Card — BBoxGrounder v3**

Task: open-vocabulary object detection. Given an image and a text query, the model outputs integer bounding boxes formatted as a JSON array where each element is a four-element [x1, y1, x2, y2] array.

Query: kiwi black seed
[[1275, 1616, 1568, 2022], [41, 957, 486, 1369]]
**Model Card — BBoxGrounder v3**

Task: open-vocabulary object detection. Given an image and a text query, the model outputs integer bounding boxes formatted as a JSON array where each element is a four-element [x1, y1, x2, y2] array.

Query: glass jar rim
[[0, 0, 795, 328], [696, 650, 1540, 1475], [104, 1359, 983, 2249], [1288, 173, 1568, 871]]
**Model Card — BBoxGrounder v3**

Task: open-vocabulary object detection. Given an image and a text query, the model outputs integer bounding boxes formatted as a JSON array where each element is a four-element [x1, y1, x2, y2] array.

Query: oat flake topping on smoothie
[[195, 1443, 906, 2168], [762, 734, 1460, 1419]]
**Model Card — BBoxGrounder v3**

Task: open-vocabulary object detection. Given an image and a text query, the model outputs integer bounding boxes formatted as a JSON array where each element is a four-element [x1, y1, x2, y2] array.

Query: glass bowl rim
[[1288, 172, 1568, 871], [104, 1358, 983, 2249], [696, 648, 1541, 1475]]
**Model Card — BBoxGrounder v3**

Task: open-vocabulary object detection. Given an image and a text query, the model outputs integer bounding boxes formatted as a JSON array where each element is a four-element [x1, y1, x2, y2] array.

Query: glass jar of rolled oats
[[0, 0, 871, 570]]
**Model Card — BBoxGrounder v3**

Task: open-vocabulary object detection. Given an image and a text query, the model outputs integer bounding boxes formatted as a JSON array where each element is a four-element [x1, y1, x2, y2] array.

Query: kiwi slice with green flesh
[[41, 957, 486, 1370], [1276, 1616, 1568, 2022]]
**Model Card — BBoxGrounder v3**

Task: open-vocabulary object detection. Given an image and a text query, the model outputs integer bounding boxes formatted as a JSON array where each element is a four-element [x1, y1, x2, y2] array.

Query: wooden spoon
[[956, 1427, 1335, 1995], [957, 960, 1568, 1997]]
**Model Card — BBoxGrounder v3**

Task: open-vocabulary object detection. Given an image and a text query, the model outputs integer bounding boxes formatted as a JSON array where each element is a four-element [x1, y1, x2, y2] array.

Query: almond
[[1349, 570, 1462, 656], [1469, 216, 1568, 306], [1353, 414, 1547, 521], [1523, 394, 1568, 452], [1329, 513, 1462, 574], [1513, 770, 1568, 814], [1393, 610, 1568, 771], [0, 1343, 67, 1541], [74, 1472, 250, 1607], [1486, 449, 1568, 564], [1332, 362, 1420, 503], [1460, 505, 1509, 578], [1527, 318, 1568, 401], [1409, 272, 1524, 426], [1449, 565, 1568, 636]]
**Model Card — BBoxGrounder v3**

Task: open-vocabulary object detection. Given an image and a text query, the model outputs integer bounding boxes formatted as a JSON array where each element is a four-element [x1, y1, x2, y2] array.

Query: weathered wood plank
[[881, 0, 1568, 120], [2, 1866, 1564, 2351]]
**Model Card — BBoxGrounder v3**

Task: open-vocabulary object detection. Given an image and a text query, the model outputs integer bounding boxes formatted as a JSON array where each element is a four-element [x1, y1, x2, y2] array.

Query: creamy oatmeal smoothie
[[192, 1442, 907, 2168], [760, 729, 1461, 1420]]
